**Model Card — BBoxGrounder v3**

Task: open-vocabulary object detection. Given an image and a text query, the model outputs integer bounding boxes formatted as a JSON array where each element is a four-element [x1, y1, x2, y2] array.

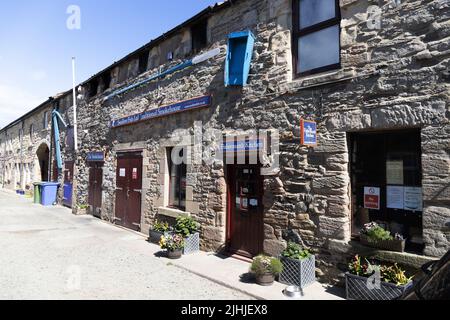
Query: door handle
[[127, 189, 130, 198], [133, 189, 142, 193], [116, 187, 123, 191]]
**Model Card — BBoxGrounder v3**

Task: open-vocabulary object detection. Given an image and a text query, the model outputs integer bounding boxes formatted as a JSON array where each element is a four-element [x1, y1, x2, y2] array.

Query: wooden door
[[115, 152, 142, 231], [227, 165, 264, 258], [88, 163, 103, 218]]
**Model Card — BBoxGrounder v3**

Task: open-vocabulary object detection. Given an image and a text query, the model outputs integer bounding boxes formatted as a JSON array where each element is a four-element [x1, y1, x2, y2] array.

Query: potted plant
[[159, 233, 185, 259], [250, 255, 283, 286], [149, 220, 171, 243], [279, 242, 316, 289], [346, 255, 413, 300], [360, 222, 405, 252], [175, 215, 200, 255]]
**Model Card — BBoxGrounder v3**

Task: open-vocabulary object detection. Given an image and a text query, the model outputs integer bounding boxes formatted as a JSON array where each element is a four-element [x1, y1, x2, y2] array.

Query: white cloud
[[0, 84, 45, 129]]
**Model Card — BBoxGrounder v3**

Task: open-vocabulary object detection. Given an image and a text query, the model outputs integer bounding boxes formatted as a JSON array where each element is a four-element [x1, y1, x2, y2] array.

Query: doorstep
[[147, 242, 345, 300]]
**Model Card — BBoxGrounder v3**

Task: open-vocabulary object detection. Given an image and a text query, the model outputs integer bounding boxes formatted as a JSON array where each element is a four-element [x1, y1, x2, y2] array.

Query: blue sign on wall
[[222, 139, 265, 153], [87, 152, 105, 162], [111, 95, 211, 128], [301, 119, 317, 146]]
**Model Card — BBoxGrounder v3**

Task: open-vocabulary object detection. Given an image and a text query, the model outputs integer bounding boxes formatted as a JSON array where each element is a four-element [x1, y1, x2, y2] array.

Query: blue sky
[[0, 0, 218, 128]]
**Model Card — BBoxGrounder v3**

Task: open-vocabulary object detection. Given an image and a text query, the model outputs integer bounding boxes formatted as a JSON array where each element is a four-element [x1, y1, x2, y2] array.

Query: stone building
[[1, 0, 449, 283]]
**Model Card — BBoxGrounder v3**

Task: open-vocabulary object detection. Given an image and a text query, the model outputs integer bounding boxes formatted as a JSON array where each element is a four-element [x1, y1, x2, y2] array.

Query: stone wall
[[2, 0, 447, 285]]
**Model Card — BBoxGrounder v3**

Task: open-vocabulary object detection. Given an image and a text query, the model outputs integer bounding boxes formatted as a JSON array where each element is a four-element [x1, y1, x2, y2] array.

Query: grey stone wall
[[2, 0, 446, 285]]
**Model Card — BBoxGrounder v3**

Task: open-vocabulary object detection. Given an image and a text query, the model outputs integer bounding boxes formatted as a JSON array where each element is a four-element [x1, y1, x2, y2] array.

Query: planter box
[[149, 230, 173, 244], [279, 255, 316, 289], [183, 233, 200, 255], [345, 272, 413, 300], [360, 234, 405, 252]]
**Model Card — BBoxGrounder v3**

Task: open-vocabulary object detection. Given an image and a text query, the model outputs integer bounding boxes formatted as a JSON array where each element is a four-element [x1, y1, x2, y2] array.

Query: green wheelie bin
[[33, 182, 42, 204]]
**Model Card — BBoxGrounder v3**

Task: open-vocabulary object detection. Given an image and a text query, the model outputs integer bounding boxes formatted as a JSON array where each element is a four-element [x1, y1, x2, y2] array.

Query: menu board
[[386, 160, 404, 185]]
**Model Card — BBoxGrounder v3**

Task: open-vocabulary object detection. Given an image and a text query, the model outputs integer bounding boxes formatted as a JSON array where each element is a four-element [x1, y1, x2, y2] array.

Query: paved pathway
[[0, 190, 252, 300]]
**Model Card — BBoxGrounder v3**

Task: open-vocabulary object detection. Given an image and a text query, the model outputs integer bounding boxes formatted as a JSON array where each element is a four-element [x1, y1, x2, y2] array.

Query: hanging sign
[[300, 119, 317, 146], [386, 185, 404, 209], [404, 187, 423, 212], [111, 95, 212, 128], [364, 187, 380, 210], [87, 151, 105, 162], [386, 160, 404, 185]]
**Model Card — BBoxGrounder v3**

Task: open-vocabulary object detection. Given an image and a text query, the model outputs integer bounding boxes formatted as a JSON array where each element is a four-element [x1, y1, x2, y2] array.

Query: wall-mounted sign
[[222, 138, 265, 153], [404, 187, 423, 212], [111, 95, 212, 128], [386, 160, 404, 185], [87, 151, 105, 162], [364, 187, 380, 210], [119, 168, 126, 177], [300, 119, 317, 146], [132, 168, 138, 180], [387, 185, 404, 209]]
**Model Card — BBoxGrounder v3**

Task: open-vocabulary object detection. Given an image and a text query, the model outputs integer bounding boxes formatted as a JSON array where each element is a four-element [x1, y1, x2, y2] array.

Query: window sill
[[157, 206, 190, 219], [282, 68, 355, 93]]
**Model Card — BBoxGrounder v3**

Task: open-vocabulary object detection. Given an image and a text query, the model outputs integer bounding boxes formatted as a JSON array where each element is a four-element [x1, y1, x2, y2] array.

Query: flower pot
[[279, 255, 316, 289], [255, 273, 275, 286], [167, 249, 183, 259], [345, 272, 413, 300], [149, 230, 164, 244], [360, 234, 405, 252]]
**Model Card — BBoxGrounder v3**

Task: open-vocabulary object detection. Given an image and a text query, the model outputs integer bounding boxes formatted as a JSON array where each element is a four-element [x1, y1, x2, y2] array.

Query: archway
[[36, 143, 50, 182]]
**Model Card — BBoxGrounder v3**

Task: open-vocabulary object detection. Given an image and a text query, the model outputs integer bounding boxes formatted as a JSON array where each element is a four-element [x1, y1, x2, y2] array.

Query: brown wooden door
[[88, 163, 103, 218], [115, 152, 142, 231], [227, 165, 264, 258]]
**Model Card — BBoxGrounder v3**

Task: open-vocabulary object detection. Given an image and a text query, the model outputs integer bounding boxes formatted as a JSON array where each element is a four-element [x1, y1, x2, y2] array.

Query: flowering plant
[[250, 255, 283, 276], [159, 234, 185, 251]]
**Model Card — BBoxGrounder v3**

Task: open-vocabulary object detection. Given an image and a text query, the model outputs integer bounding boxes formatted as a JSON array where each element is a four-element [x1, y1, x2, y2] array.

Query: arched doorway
[[36, 143, 50, 182]]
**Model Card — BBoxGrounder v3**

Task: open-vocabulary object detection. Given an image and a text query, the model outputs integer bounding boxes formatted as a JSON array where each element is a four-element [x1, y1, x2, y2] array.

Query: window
[[101, 73, 111, 90], [191, 20, 208, 53], [19, 129, 23, 142], [88, 79, 99, 98], [168, 147, 187, 211], [138, 50, 150, 74], [349, 130, 424, 254], [43, 111, 48, 129], [293, 0, 341, 76], [29, 124, 34, 140]]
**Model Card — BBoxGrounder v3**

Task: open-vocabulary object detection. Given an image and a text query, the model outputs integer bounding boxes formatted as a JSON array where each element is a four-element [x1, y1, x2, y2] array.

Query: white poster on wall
[[387, 185, 404, 209], [119, 168, 126, 177], [404, 187, 423, 212]]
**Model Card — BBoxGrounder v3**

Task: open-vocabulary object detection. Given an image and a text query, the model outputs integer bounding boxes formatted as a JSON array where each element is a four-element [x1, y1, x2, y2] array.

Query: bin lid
[[40, 182, 60, 186], [33, 182, 43, 186]]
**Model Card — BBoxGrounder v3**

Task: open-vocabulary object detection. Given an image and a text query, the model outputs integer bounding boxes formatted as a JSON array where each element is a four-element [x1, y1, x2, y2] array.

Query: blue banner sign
[[222, 139, 265, 153], [87, 152, 105, 162], [111, 95, 212, 128], [301, 119, 317, 146]]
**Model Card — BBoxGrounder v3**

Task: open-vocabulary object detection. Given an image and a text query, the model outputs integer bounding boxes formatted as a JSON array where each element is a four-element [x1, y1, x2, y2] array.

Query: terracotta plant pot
[[167, 249, 183, 259], [255, 273, 275, 286]]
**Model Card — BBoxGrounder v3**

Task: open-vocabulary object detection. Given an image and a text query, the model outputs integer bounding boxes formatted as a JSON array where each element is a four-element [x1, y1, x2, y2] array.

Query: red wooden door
[[227, 165, 264, 258], [115, 152, 142, 231], [88, 164, 103, 218]]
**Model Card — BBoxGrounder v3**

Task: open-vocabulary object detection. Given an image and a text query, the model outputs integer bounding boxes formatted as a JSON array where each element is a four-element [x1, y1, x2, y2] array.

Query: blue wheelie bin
[[40, 182, 59, 206]]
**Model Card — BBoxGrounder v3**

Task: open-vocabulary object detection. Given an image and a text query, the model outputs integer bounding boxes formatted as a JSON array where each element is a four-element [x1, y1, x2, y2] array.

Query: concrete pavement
[[0, 189, 344, 300]]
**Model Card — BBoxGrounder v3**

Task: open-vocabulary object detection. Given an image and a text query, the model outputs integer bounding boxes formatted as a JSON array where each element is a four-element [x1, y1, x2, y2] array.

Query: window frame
[[292, 0, 342, 77], [167, 147, 187, 211], [43, 111, 48, 130]]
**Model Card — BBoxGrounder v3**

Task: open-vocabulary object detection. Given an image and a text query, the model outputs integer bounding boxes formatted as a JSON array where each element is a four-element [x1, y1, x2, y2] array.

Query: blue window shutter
[[224, 31, 255, 86]]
